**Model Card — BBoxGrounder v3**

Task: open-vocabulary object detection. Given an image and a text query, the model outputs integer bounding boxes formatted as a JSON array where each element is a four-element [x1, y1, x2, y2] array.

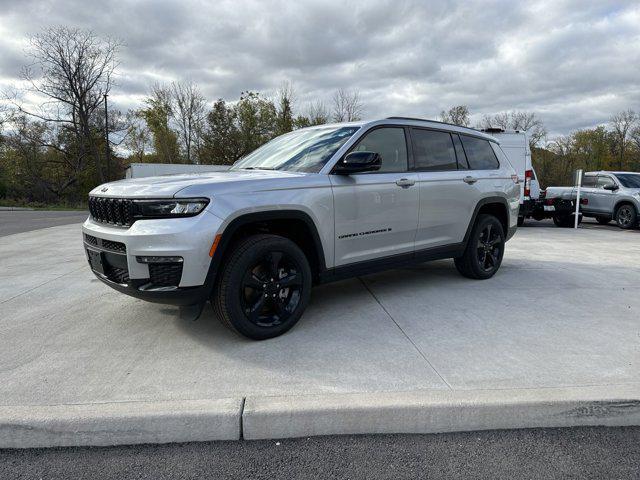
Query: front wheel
[[615, 204, 637, 230], [455, 214, 505, 280], [213, 234, 312, 340]]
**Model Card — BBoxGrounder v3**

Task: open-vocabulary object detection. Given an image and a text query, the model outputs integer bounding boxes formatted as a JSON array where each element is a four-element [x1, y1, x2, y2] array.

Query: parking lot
[[1, 212, 639, 445]]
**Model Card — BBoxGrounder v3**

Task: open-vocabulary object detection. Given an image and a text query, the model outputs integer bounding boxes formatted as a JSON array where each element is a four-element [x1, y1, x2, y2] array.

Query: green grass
[[0, 199, 87, 211]]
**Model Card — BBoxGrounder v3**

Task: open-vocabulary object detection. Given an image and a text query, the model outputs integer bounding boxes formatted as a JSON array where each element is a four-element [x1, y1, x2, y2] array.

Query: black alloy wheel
[[213, 234, 312, 340], [476, 222, 503, 273], [240, 251, 303, 328], [454, 214, 505, 280]]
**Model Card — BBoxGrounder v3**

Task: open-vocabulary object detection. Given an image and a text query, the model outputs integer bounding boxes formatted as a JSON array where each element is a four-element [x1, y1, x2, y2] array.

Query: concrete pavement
[[0, 219, 639, 446]]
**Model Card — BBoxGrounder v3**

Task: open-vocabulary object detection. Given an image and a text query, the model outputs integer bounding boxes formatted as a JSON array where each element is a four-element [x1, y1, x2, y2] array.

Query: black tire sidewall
[[467, 214, 505, 279], [220, 236, 312, 340]]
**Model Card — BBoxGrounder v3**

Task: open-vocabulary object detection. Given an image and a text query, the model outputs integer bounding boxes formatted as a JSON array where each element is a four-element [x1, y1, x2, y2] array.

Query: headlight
[[132, 198, 209, 219]]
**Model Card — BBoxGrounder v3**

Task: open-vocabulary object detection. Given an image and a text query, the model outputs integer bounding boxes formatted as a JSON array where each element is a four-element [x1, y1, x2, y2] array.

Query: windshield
[[615, 173, 640, 188], [231, 126, 360, 173]]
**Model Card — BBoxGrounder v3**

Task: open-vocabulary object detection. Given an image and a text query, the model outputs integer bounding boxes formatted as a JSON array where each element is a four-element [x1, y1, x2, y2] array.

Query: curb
[[0, 207, 35, 211], [2, 386, 639, 448], [242, 385, 640, 440], [0, 398, 243, 448]]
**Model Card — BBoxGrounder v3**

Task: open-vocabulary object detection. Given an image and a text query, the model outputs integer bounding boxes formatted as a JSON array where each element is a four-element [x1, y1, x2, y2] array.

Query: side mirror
[[333, 151, 382, 175], [603, 184, 619, 191]]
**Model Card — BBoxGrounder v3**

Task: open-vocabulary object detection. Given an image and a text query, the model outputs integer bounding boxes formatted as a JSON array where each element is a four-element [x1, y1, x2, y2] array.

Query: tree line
[[1, 27, 639, 207]]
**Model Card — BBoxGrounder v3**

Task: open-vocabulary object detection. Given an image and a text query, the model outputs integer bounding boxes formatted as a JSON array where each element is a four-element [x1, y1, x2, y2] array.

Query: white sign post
[[574, 169, 583, 229]]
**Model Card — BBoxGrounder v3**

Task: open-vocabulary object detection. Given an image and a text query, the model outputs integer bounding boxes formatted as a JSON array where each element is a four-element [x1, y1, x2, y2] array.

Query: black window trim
[[408, 126, 460, 173], [459, 133, 501, 171]]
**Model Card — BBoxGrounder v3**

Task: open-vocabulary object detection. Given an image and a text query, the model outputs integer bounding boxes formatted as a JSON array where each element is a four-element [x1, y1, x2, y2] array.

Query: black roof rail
[[386, 116, 484, 133], [481, 127, 505, 133]]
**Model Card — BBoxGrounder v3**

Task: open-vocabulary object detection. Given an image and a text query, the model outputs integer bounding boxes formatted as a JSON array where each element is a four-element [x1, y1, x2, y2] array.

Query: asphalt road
[[2, 427, 639, 479], [0, 210, 88, 237]]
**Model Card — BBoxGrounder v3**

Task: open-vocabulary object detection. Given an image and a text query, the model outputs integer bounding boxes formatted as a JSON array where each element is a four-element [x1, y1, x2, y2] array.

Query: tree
[[610, 110, 637, 170], [17, 27, 120, 183], [171, 81, 206, 164], [139, 84, 180, 163], [440, 105, 470, 127], [123, 111, 153, 163], [200, 99, 241, 165], [275, 82, 295, 135], [332, 89, 363, 122], [479, 111, 547, 148]]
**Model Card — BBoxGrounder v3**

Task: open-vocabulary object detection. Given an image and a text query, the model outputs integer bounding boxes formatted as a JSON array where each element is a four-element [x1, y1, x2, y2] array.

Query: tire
[[596, 216, 611, 225], [552, 214, 577, 228], [212, 234, 312, 340], [615, 204, 637, 230], [517, 216, 525, 227], [455, 214, 505, 280]]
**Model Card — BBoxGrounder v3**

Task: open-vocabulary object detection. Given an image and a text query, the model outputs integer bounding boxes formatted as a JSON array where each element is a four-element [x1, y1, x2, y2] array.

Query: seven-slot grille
[[149, 263, 183, 287], [88, 196, 134, 227]]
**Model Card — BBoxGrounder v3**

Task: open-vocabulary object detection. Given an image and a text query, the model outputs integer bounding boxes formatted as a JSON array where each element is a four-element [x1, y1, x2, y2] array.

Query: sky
[[0, 0, 639, 138]]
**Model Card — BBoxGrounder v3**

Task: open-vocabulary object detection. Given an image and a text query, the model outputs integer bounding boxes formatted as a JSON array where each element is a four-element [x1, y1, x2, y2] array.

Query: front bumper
[[82, 211, 223, 305]]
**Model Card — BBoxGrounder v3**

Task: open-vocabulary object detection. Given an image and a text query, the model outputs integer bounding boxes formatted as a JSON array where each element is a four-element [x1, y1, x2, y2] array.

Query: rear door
[[330, 126, 419, 266], [412, 129, 479, 249], [580, 174, 598, 213]]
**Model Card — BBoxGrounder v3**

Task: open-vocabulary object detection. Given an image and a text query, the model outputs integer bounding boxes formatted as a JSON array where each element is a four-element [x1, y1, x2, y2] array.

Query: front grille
[[89, 196, 134, 227], [84, 234, 98, 246], [102, 239, 126, 254], [106, 266, 130, 284], [84, 234, 126, 254], [149, 263, 183, 287]]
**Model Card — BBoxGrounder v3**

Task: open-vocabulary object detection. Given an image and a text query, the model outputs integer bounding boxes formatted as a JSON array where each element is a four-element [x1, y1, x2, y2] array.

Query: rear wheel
[[615, 204, 637, 229], [455, 214, 505, 280], [213, 234, 312, 340], [553, 214, 581, 227]]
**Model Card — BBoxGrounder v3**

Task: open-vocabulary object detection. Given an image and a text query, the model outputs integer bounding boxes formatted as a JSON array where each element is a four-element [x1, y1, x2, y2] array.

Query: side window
[[597, 176, 615, 189], [452, 134, 469, 169], [353, 127, 407, 173], [581, 175, 597, 188], [460, 135, 500, 170], [411, 129, 457, 171]]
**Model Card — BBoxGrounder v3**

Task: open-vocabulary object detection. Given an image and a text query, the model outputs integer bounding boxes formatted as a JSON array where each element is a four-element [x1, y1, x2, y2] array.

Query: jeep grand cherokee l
[[83, 117, 520, 340]]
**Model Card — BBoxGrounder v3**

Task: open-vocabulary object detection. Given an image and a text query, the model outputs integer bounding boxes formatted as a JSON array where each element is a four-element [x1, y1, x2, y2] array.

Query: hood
[[89, 170, 309, 198]]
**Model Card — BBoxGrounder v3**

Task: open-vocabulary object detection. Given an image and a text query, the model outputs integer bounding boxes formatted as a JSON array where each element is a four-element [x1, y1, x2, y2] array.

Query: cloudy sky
[[1, 0, 639, 137]]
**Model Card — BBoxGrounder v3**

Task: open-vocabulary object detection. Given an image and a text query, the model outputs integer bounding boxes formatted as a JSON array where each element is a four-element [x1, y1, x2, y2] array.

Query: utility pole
[[104, 94, 111, 181]]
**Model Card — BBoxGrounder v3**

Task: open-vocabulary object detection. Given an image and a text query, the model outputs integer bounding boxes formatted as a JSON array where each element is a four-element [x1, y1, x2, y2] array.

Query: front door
[[331, 127, 419, 266], [589, 175, 618, 214]]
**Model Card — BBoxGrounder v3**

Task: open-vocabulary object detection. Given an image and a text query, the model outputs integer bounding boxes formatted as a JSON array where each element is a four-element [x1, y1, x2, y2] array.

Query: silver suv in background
[[545, 171, 640, 229], [82, 117, 520, 340]]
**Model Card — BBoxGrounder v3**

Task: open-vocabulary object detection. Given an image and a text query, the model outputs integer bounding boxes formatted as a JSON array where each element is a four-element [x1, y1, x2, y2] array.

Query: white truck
[[482, 129, 541, 226]]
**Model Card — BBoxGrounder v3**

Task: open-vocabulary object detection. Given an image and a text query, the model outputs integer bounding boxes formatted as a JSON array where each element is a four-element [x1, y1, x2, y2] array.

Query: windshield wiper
[[241, 166, 277, 171]]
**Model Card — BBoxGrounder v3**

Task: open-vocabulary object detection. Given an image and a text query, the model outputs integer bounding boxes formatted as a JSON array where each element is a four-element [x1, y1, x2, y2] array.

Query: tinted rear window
[[411, 129, 457, 171], [460, 135, 500, 170]]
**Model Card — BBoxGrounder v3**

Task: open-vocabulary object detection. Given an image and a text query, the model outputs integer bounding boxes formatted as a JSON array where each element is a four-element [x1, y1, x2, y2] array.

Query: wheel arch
[[463, 196, 512, 245], [613, 200, 638, 217], [208, 210, 327, 287]]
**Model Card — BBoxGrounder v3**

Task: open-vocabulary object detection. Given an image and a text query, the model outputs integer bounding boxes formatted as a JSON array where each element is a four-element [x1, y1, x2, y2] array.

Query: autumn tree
[[139, 84, 181, 163]]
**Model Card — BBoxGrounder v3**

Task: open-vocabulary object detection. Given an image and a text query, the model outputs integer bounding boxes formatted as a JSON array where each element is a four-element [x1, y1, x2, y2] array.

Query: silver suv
[[83, 117, 520, 339], [579, 171, 640, 229]]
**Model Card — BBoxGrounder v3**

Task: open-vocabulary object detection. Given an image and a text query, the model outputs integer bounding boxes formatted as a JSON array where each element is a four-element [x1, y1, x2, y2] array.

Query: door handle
[[395, 178, 415, 188], [463, 176, 478, 184]]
